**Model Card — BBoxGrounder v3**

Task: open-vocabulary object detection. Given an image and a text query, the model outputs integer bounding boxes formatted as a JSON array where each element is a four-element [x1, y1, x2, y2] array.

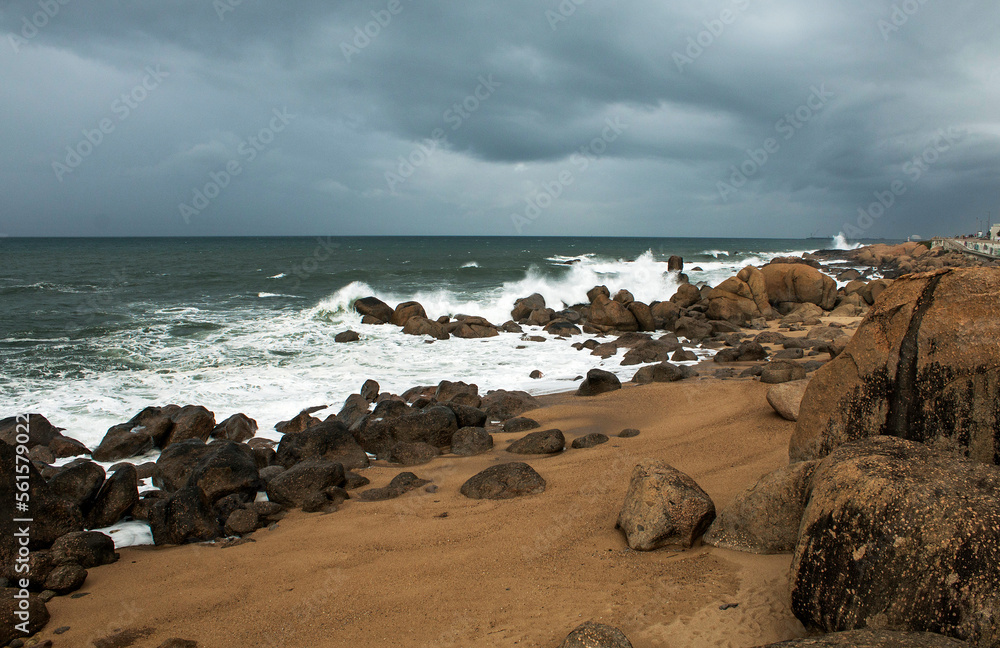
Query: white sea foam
[[268, 273, 288, 279], [831, 232, 863, 250], [701, 249, 730, 258], [460, 261, 480, 268]]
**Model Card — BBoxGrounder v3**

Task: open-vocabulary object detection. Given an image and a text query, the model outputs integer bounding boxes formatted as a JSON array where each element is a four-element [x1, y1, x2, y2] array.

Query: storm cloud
[[1, 0, 998, 238]]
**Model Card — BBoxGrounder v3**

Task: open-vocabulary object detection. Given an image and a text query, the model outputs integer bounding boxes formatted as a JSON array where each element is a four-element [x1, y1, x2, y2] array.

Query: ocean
[[1, 235, 869, 453]]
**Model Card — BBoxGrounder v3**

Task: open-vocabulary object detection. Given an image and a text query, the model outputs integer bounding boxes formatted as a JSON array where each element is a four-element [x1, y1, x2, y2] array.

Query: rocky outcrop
[[211, 413, 257, 442], [631, 362, 695, 384], [704, 461, 817, 554], [791, 268, 1000, 464], [402, 316, 450, 340], [589, 295, 639, 331], [616, 459, 715, 551], [275, 420, 370, 470], [85, 464, 139, 529], [265, 459, 346, 508], [767, 380, 809, 422], [92, 405, 216, 462], [0, 413, 89, 458], [507, 429, 565, 454], [577, 369, 622, 396], [480, 390, 539, 422], [450, 427, 493, 456], [707, 266, 772, 324], [353, 296, 394, 323], [756, 630, 972, 647], [761, 263, 837, 311], [391, 301, 428, 326], [460, 462, 546, 500], [791, 437, 1000, 646]]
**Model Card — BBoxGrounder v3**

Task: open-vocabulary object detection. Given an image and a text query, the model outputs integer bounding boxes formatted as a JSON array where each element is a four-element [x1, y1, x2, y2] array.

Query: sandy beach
[[33, 378, 805, 648]]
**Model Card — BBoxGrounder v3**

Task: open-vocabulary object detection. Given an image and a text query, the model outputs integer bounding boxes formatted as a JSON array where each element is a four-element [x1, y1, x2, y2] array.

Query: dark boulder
[[391, 301, 428, 326], [460, 462, 546, 500], [631, 361, 694, 385], [51, 531, 118, 568], [481, 390, 540, 422], [715, 341, 768, 363], [224, 508, 261, 536], [586, 286, 610, 303], [358, 472, 430, 502], [577, 369, 622, 396], [153, 439, 214, 492], [760, 361, 808, 385], [755, 629, 970, 647], [211, 413, 257, 442], [620, 340, 678, 366], [507, 429, 565, 455], [571, 433, 609, 449], [336, 393, 370, 429], [353, 296, 394, 323], [435, 380, 479, 404], [360, 379, 380, 403], [46, 460, 106, 512], [0, 588, 49, 644], [275, 420, 369, 470], [148, 486, 222, 545], [85, 464, 138, 529], [502, 417, 540, 433], [791, 437, 1000, 646], [43, 561, 88, 594], [275, 407, 324, 435], [265, 460, 346, 508], [559, 622, 633, 648], [441, 403, 487, 429], [334, 330, 360, 343], [512, 293, 546, 321], [391, 406, 459, 449], [389, 441, 440, 466], [401, 316, 450, 340], [450, 427, 494, 456], [186, 441, 261, 504]]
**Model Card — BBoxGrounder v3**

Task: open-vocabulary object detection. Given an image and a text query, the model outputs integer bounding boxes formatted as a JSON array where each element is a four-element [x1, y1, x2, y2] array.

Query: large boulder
[[390, 405, 458, 449], [631, 362, 693, 384], [0, 588, 49, 644], [792, 268, 1000, 464], [46, 460, 106, 512], [577, 369, 622, 396], [670, 283, 702, 308], [756, 630, 972, 647], [481, 390, 540, 422], [148, 486, 222, 545], [276, 420, 370, 470], [650, 301, 681, 330], [85, 464, 139, 529], [0, 413, 89, 458], [559, 622, 634, 648], [92, 405, 215, 461], [589, 294, 639, 332], [460, 462, 546, 500], [50, 531, 119, 568], [715, 341, 768, 363], [761, 263, 838, 310], [703, 461, 818, 554], [616, 459, 715, 551], [265, 460, 346, 508], [401, 316, 450, 340], [791, 437, 1000, 646], [152, 439, 214, 492], [767, 380, 809, 422], [706, 266, 772, 324], [211, 413, 257, 442], [512, 293, 546, 321], [391, 301, 428, 326], [186, 441, 261, 504], [450, 427, 494, 456], [353, 296, 394, 323]]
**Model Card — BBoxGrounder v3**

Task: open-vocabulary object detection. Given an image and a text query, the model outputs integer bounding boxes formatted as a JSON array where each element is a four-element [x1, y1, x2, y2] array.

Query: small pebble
[[54, 626, 71, 634], [70, 592, 90, 599], [719, 602, 739, 610]]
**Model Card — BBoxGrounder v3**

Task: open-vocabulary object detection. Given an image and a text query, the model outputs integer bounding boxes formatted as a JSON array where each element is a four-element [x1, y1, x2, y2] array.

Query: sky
[[1, 0, 998, 239]]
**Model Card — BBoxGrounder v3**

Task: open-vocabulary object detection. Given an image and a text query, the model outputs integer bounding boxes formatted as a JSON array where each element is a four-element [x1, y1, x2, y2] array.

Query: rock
[[631, 362, 693, 385], [334, 330, 360, 343], [761, 263, 837, 310], [390, 406, 458, 449], [85, 464, 138, 529], [715, 341, 768, 363], [148, 486, 221, 545], [586, 286, 610, 303], [571, 433, 609, 449], [756, 629, 972, 647], [452, 320, 500, 338], [703, 461, 817, 554], [668, 255, 683, 271], [92, 405, 216, 461], [620, 340, 677, 366], [50, 531, 118, 568], [508, 429, 565, 454], [258, 465, 284, 484], [161, 405, 216, 448], [276, 420, 369, 470], [674, 316, 713, 341], [590, 342, 618, 359], [859, 278, 893, 305], [186, 441, 261, 504], [391, 301, 428, 326], [559, 621, 634, 648], [450, 427, 494, 456], [360, 379, 380, 403], [156, 639, 200, 648], [529, 370, 543, 379], [760, 361, 808, 384], [616, 459, 716, 551], [353, 296, 394, 323], [670, 283, 702, 308], [791, 437, 1000, 646], [265, 460, 346, 508], [0, 413, 60, 448], [528, 308, 554, 326], [767, 380, 809, 421], [706, 267, 771, 324], [588, 295, 639, 331], [43, 562, 87, 594], [211, 413, 257, 443], [619, 428, 640, 438], [544, 320, 582, 337], [503, 417, 540, 433], [401, 316, 450, 340], [224, 508, 260, 536], [46, 460, 106, 512], [671, 348, 697, 362], [512, 293, 546, 321], [792, 268, 1000, 463], [481, 390, 540, 422], [153, 439, 214, 492], [337, 393, 370, 429], [460, 462, 546, 500], [501, 321, 524, 333], [577, 369, 622, 396], [275, 407, 324, 435], [435, 380, 479, 403], [805, 325, 848, 342], [612, 289, 634, 305], [0, 588, 49, 644], [389, 441, 440, 466], [358, 472, 430, 501]]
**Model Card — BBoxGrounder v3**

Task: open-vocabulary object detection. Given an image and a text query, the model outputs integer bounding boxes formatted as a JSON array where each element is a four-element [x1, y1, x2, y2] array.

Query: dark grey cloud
[[1, 0, 997, 239]]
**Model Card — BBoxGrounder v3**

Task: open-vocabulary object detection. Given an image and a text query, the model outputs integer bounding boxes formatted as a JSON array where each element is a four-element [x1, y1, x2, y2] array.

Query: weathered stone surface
[[502, 417, 540, 433], [51, 531, 118, 568], [391, 301, 427, 326], [631, 362, 692, 384], [791, 437, 1000, 646], [460, 462, 546, 500], [757, 629, 971, 647], [402, 316, 450, 340], [704, 461, 818, 554], [512, 293, 546, 321], [389, 441, 440, 466], [577, 369, 622, 396], [148, 486, 221, 545], [224, 508, 260, 536], [589, 294, 639, 331], [358, 472, 430, 502], [715, 341, 768, 363], [186, 441, 261, 504], [571, 433, 609, 449], [44, 561, 88, 594], [47, 460, 106, 512], [481, 390, 540, 422], [0, 588, 49, 643], [671, 283, 702, 308], [791, 268, 1000, 464], [153, 439, 213, 492], [508, 429, 565, 455], [353, 296, 394, 323], [760, 361, 807, 385], [86, 464, 138, 529], [559, 621, 634, 648], [265, 460, 346, 508], [276, 420, 369, 470], [335, 330, 360, 343], [450, 427, 493, 456], [762, 263, 838, 310], [627, 301, 655, 331], [616, 459, 715, 551], [767, 380, 809, 422], [211, 413, 257, 442]]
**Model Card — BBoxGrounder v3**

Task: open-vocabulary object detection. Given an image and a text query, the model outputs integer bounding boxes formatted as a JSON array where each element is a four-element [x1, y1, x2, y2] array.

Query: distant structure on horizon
[[932, 224, 1000, 260]]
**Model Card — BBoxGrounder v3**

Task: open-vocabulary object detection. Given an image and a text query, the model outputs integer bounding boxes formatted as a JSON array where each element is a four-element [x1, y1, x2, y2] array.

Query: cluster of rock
[[701, 267, 1000, 647], [831, 241, 998, 277]]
